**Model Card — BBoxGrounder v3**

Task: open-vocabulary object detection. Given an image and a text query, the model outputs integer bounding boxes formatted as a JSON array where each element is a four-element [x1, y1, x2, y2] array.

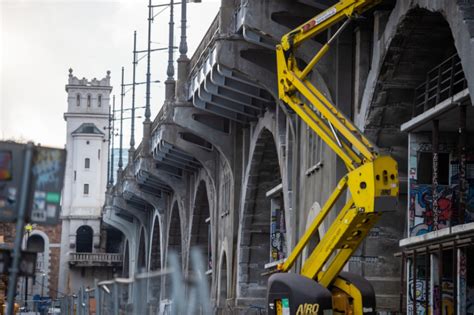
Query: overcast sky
[[0, 0, 220, 148]]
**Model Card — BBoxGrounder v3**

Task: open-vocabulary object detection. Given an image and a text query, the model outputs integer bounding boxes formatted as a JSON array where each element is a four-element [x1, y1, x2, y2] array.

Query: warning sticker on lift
[[303, 7, 337, 32]]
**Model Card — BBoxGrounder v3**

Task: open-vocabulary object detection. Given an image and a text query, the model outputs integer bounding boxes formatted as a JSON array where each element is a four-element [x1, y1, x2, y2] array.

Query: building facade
[[0, 222, 62, 305], [58, 70, 122, 295], [102, 0, 474, 313]]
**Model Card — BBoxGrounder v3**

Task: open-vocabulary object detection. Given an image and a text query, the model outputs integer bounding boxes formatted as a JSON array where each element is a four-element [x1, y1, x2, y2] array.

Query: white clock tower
[[58, 69, 112, 294]]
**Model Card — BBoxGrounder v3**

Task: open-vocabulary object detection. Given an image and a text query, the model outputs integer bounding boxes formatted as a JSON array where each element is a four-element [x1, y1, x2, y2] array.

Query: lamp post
[[40, 273, 46, 297], [23, 224, 33, 311]]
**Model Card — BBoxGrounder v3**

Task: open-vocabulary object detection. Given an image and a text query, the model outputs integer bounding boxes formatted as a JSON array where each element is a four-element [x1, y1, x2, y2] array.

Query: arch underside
[[238, 128, 284, 305]]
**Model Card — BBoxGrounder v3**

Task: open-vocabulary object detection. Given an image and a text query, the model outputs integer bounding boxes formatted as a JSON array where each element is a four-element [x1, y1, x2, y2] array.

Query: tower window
[[87, 95, 91, 107], [85, 158, 90, 169], [74, 171, 76, 181], [98, 95, 102, 107], [76, 94, 81, 106], [98, 149, 100, 160], [84, 184, 89, 195]]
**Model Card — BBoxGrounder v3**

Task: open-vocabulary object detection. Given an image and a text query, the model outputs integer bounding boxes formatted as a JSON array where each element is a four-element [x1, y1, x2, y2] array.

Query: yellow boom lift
[[266, 0, 399, 314]]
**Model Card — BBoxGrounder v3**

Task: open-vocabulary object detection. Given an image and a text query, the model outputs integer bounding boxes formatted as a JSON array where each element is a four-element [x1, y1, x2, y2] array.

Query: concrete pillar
[[457, 248, 467, 315]]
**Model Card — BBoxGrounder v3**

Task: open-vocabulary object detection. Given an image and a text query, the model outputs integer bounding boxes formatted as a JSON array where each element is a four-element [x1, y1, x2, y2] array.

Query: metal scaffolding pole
[[110, 96, 116, 185], [119, 67, 124, 172], [6, 142, 34, 315], [130, 31, 137, 154], [145, 0, 152, 122]]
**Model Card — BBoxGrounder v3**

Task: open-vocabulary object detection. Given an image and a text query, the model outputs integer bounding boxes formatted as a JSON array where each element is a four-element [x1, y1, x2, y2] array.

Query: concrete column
[[457, 248, 467, 315], [142, 121, 152, 156]]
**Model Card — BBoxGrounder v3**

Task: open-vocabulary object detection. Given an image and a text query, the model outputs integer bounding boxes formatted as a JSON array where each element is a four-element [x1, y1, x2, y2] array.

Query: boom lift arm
[[268, 0, 399, 313]]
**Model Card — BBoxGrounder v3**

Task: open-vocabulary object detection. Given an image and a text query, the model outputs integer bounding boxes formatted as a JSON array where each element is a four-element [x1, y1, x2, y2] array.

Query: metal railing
[[59, 249, 211, 315], [413, 53, 467, 116], [188, 13, 220, 79], [69, 252, 123, 267]]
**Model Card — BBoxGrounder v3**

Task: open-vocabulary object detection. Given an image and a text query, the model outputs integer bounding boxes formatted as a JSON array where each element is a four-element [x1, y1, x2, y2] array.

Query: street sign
[[28, 146, 66, 225], [0, 142, 26, 222]]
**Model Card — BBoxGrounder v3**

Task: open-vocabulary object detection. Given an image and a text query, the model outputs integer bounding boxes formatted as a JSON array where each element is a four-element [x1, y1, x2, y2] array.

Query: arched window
[[76, 94, 81, 106], [26, 235, 45, 253], [76, 225, 93, 253], [85, 158, 90, 169], [98, 95, 102, 107], [87, 95, 91, 107]]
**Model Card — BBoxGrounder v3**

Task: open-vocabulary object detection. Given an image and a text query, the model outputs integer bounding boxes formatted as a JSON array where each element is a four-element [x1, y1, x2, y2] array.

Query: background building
[[58, 70, 123, 295]]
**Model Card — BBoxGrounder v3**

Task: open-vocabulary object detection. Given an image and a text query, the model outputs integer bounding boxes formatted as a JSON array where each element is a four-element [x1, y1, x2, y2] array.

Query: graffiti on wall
[[270, 198, 287, 262], [408, 134, 474, 235], [409, 184, 454, 236], [407, 279, 427, 315], [409, 182, 474, 236], [408, 281, 454, 315]]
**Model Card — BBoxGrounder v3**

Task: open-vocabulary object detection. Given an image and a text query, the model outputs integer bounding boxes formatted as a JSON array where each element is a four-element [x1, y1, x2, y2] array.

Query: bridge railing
[[413, 53, 467, 116], [189, 12, 220, 80]]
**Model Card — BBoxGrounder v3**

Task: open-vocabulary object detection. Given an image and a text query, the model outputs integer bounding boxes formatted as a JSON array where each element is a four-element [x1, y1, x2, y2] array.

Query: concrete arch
[[137, 226, 147, 271], [166, 200, 183, 268], [189, 178, 213, 274], [217, 249, 229, 312], [236, 125, 285, 306], [123, 239, 130, 278], [148, 212, 163, 303], [149, 212, 162, 271], [163, 200, 184, 300], [246, 110, 297, 249], [357, 0, 474, 132]]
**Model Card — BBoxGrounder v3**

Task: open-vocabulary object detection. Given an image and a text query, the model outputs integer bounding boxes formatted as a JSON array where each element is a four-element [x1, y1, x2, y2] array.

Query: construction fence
[[57, 250, 211, 315]]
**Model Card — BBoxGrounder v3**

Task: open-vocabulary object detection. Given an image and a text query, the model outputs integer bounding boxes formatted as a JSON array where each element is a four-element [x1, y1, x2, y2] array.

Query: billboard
[[0, 142, 66, 225]]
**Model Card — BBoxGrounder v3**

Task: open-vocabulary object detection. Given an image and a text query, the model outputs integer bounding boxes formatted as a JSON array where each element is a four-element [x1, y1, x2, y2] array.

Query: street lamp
[[40, 272, 46, 297], [23, 224, 33, 310]]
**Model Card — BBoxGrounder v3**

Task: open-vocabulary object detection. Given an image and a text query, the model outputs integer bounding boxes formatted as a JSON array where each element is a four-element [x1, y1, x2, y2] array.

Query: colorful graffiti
[[270, 199, 287, 262], [408, 279, 428, 315], [408, 281, 453, 315], [409, 184, 455, 236]]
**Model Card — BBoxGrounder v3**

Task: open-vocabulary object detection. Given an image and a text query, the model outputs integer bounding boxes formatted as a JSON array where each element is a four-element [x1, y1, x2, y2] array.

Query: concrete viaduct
[[103, 0, 474, 312]]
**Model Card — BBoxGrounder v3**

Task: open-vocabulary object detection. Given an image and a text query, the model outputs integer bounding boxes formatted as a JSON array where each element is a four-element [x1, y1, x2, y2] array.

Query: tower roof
[[66, 68, 112, 91], [72, 123, 105, 136]]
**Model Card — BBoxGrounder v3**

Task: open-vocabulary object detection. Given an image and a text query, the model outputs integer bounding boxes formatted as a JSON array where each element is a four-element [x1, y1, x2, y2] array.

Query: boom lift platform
[[267, 0, 399, 314]]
